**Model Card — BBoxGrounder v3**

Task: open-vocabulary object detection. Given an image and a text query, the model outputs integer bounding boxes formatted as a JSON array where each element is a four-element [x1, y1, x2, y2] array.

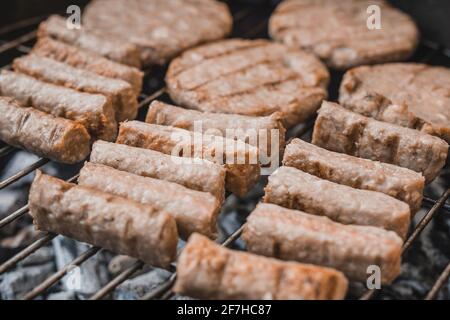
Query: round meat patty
[[339, 63, 450, 143], [269, 0, 419, 70], [82, 0, 232, 66], [166, 39, 329, 128]]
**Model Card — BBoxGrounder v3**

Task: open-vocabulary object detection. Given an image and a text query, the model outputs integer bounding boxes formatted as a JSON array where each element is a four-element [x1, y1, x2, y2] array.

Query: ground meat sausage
[[264, 166, 410, 238], [116, 121, 260, 197], [312, 101, 448, 183], [243, 203, 403, 284], [13, 54, 138, 122], [78, 162, 221, 239], [0, 97, 90, 163], [28, 171, 178, 268], [174, 233, 348, 300], [89, 140, 226, 203], [283, 138, 424, 213], [0, 70, 117, 141]]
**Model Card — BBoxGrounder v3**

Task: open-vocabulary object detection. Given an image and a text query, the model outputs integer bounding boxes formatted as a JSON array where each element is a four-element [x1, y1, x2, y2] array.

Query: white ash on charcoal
[[0, 152, 41, 188], [114, 269, 172, 300], [108, 255, 153, 277], [0, 225, 44, 263], [18, 246, 54, 267], [0, 262, 54, 299], [52, 236, 110, 298], [47, 291, 77, 300]]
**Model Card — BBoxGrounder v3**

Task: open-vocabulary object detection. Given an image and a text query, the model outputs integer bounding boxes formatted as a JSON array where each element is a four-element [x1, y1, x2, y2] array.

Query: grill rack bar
[[0, 6, 448, 301], [360, 188, 450, 300]]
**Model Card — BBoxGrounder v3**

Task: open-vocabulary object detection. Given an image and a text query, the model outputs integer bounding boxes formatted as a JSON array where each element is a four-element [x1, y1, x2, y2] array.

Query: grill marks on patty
[[167, 39, 329, 127]]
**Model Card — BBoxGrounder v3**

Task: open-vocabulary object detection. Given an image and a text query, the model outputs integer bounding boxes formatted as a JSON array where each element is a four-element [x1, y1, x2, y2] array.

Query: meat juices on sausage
[[146, 100, 286, 165], [166, 39, 329, 128], [174, 233, 348, 300], [32, 38, 143, 95], [28, 171, 178, 268], [243, 203, 403, 284], [0, 70, 117, 141], [116, 121, 260, 197], [283, 138, 424, 213], [312, 101, 448, 183], [90, 140, 226, 203], [13, 54, 138, 122], [0, 97, 90, 163], [37, 15, 141, 67], [78, 162, 220, 239], [264, 166, 410, 238]]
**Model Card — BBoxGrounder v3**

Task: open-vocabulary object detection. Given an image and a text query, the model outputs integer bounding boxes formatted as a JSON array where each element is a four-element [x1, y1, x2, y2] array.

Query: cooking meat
[[0, 97, 90, 163], [264, 166, 410, 238], [37, 15, 141, 67], [90, 140, 226, 203], [78, 162, 220, 239], [0, 70, 117, 141], [173, 233, 348, 300], [339, 63, 450, 143], [283, 138, 424, 213], [166, 39, 329, 128], [312, 101, 448, 183], [269, 0, 419, 69], [32, 38, 143, 95], [29, 171, 178, 268], [13, 54, 138, 122], [243, 203, 403, 283], [146, 100, 286, 166], [83, 0, 232, 66], [116, 121, 260, 197]]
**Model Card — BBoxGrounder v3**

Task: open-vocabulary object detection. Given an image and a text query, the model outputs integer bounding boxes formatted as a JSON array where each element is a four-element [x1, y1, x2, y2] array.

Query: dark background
[[1, 0, 450, 48]]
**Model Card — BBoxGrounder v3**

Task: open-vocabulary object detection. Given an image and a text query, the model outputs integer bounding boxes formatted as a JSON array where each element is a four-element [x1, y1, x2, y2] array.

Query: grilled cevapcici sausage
[[78, 162, 221, 239], [0, 70, 117, 141], [116, 121, 260, 197], [90, 140, 226, 203], [264, 166, 410, 238], [146, 100, 286, 166], [283, 138, 424, 213], [29, 171, 178, 268], [13, 54, 138, 122], [242, 203, 403, 284], [32, 37, 143, 95], [174, 233, 348, 300], [312, 101, 448, 183], [37, 15, 141, 68], [0, 97, 90, 163]]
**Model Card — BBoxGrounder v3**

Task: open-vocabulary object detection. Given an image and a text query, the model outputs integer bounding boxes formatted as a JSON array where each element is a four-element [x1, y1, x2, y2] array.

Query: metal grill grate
[[0, 2, 449, 300]]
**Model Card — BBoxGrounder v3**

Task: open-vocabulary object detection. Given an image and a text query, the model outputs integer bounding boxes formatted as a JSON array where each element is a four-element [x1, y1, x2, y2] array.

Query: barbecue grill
[[0, 0, 449, 300]]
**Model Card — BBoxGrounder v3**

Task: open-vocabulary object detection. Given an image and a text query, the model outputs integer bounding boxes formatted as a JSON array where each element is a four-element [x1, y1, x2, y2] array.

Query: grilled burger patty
[[90, 141, 226, 203], [0, 70, 117, 141], [269, 0, 419, 69], [264, 166, 411, 238], [13, 54, 138, 122], [38, 15, 141, 68], [312, 101, 448, 183], [340, 63, 450, 143], [83, 0, 232, 66], [243, 203, 403, 284], [32, 38, 144, 95], [0, 97, 90, 164], [283, 138, 425, 213], [29, 171, 178, 268], [78, 162, 221, 239], [174, 233, 348, 300], [166, 39, 329, 128]]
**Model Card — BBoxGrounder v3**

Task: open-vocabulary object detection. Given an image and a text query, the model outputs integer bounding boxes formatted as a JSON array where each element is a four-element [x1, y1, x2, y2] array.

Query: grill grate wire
[[0, 3, 449, 300]]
